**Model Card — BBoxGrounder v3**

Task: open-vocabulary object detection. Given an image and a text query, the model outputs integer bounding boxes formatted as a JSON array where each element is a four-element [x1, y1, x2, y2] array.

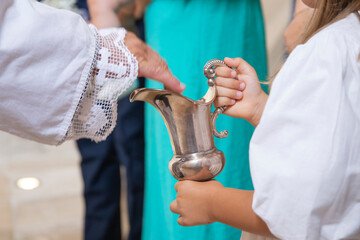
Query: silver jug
[[130, 59, 229, 181]]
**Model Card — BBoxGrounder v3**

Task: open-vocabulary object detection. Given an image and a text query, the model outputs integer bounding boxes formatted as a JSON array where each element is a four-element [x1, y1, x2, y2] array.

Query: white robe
[[0, 0, 137, 145], [243, 13, 360, 240]]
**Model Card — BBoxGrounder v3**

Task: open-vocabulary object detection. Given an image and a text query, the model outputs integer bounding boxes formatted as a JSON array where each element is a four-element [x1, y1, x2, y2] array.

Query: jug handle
[[211, 106, 228, 138], [204, 59, 230, 139]]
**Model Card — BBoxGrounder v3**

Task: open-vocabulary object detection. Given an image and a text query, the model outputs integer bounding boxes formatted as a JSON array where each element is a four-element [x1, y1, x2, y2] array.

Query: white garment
[[244, 13, 360, 240], [0, 0, 137, 145]]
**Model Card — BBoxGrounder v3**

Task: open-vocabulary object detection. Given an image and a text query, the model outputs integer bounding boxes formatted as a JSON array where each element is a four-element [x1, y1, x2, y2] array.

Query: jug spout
[[130, 88, 161, 104], [130, 88, 215, 156], [129, 87, 215, 105], [129, 88, 195, 112]]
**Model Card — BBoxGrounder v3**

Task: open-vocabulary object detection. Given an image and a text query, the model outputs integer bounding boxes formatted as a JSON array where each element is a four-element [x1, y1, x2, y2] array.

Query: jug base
[[169, 149, 225, 181]]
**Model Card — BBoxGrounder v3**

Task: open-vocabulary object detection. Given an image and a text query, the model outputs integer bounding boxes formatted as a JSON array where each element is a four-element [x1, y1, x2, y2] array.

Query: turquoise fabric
[[143, 1, 267, 239]]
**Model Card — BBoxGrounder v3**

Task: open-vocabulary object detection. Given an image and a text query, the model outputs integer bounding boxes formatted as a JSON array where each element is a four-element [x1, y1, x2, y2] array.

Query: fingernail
[[231, 71, 236, 78], [180, 83, 186, 90], [236, 91, 242, 98], [231, 99, 236, 104], [240, 83, 245, 90]]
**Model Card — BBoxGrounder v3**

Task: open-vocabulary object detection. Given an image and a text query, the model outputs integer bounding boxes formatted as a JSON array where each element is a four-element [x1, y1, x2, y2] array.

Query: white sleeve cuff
[[62, 25, 138, 143]]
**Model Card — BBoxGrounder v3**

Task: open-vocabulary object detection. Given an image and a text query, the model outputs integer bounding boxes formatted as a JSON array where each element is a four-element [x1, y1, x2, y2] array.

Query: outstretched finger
[[144, 47, 186, 93], [158, 70, 186, 93], [151, 63, 185, 93]]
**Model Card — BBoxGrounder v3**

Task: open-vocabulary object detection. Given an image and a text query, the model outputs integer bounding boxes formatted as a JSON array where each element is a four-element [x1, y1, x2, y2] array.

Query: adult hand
[[170, 180, 223, 226], [124, 32, 185, 93]]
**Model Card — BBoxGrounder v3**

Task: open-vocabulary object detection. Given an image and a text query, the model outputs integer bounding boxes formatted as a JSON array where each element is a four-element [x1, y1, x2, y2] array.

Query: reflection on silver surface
[[130, 59, 229, 181]]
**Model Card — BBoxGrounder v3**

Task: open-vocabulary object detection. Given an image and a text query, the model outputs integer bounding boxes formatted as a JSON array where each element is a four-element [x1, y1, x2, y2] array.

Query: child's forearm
[[211, 188, 274, 237]]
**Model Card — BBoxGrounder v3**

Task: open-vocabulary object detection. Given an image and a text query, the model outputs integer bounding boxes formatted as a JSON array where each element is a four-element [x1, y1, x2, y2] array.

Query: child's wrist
[[249, 91, 268, 127], [207, 185, 226, 223], [208, 194, 218, 223]]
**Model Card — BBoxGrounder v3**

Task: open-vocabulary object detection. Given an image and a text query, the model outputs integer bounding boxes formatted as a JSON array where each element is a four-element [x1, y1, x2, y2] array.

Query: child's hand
[[170, 180, 223, 226], [214, 57, 268, 127]]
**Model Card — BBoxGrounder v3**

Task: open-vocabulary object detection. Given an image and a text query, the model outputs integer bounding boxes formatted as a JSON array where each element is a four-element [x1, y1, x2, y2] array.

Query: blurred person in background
[[76, 0, 147, 239], [0, 0, 184, 175], [1, 1, 183, 239], [284, 0, 313, 53], [142, 1, 268, 239]]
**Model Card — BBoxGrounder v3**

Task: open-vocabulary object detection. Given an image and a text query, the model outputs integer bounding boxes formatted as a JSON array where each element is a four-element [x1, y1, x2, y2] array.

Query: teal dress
[[143, 1, 267, 239]]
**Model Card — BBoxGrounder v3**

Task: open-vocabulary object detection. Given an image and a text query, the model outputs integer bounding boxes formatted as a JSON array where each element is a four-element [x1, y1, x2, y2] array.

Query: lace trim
[[62, 25, 138, 143]]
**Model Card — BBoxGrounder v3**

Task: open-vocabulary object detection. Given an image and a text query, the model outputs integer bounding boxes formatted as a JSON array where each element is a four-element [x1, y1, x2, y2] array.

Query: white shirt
[[0, 0, 137, 145], [245, 13, 360, 240]]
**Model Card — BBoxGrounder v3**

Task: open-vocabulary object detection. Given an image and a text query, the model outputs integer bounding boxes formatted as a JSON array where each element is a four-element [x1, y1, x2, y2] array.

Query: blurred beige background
[[0, 1, 292, 239]]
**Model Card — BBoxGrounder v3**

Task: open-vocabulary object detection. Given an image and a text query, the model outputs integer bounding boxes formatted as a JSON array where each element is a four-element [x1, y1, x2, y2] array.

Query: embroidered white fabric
[[64, 25, 138, 142]]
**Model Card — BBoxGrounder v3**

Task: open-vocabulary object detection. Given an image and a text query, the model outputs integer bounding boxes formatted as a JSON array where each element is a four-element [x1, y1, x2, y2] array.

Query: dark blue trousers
[[77, 92, 144, 240]]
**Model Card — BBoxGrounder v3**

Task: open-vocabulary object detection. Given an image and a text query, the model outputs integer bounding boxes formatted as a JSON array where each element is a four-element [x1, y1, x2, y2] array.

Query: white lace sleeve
[[63, 25, 138, 143]]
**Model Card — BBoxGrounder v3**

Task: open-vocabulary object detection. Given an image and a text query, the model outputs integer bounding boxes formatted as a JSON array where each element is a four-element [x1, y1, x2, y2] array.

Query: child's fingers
[[170, 200, 180, 214], [174, 181, 180, 192], [214, 66, 236, 78], [215, 77, 246, 91], [177, 216, 189, 226], [214, 97, 236, 108], [216, 86, 243, 100], [224, 57, 255, 75]]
